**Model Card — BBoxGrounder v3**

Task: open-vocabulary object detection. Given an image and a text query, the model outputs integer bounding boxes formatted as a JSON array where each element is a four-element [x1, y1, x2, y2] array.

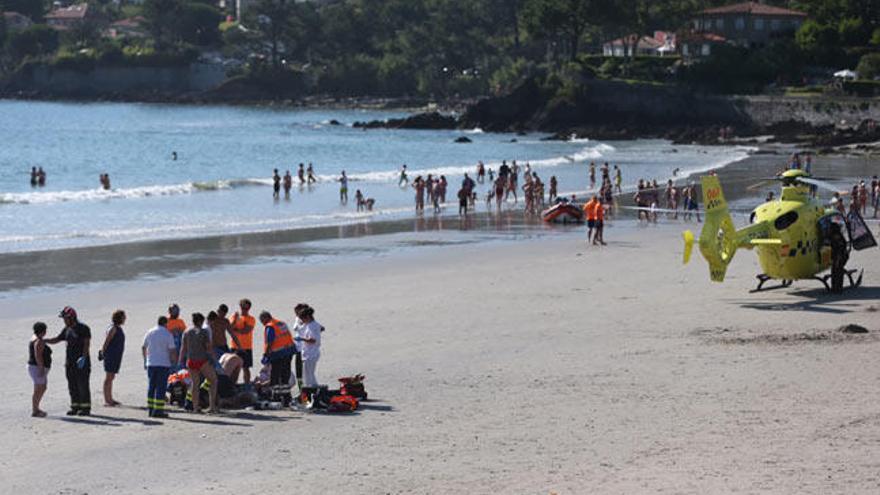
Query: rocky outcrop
[[352, 111, 457, 130]]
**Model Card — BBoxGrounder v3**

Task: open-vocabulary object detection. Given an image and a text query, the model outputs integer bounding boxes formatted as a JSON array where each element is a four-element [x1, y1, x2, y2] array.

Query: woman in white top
[[295, 305, 322, 394]]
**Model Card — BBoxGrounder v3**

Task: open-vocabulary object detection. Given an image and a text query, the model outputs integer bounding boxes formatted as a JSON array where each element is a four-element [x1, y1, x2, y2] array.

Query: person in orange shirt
[[166, 304, 187, 372], [594, 198, 607, 246], [229, 298, 256, 384], [582, 195, 600, 244]]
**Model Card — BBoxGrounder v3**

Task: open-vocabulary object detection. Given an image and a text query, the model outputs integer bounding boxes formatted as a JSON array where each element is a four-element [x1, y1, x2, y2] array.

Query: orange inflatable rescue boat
[[542, 200, 584, 224]]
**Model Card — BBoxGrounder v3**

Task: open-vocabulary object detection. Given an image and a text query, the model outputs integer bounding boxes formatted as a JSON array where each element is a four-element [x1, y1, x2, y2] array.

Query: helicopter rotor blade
[[797, 177, 846, 194], [746, 178, 778, 191]]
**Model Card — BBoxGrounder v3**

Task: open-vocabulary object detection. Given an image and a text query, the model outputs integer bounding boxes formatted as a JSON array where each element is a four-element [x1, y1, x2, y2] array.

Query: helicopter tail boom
[[698, 175, 739, 282]]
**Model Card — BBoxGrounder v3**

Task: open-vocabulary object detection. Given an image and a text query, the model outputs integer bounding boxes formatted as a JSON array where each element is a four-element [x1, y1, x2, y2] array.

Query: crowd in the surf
[[633, 179, 702, 224], [27, 300, 324, 419]]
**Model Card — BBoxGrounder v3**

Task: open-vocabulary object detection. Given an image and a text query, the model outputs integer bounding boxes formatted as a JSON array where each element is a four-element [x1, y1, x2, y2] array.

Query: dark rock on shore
[[353, 111, 458, 130]]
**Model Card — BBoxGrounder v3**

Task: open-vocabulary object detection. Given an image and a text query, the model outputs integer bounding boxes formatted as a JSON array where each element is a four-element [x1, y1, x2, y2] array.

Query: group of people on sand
[[28, 299, 323, 419], [29, 167, 47, 187], [272, 163, 318, 198]]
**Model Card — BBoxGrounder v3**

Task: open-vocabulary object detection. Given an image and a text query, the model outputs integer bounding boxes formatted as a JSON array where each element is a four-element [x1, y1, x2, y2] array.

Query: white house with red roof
[[45, 3, 96, 31]]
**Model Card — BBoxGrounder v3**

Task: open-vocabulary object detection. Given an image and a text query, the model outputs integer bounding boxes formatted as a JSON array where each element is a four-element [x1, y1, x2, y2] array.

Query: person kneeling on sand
[[179, 313, 219, 414]]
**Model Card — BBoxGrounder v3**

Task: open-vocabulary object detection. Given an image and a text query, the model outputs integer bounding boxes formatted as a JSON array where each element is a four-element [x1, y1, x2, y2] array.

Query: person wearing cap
[[45, 307, 92, 416]]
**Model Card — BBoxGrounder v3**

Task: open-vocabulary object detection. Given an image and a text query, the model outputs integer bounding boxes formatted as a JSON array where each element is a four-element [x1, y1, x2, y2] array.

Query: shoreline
[[0, 146, 780, 294], [2, 140, 874, 295]]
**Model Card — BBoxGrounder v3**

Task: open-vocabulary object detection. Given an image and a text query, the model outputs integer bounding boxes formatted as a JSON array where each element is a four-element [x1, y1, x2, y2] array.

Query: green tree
[[143, 0, 184, 50], [0, 0, 47, 22], [856, 52, 880, 79], [64, 19, 101, 50], [7, 24, 58, 62], [523, 0, 598, 62], [177, 1, 223, 46], [249, 0, 296, 69]]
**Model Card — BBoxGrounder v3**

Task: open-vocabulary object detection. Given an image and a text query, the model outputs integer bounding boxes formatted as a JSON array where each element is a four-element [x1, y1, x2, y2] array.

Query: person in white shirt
[[295, 305, 322, 398], [142, 316, 178, 418]]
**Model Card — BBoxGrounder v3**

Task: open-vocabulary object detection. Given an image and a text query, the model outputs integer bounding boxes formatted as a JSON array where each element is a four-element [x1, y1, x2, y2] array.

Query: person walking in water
[[339, 171, 349, 204], [297, 163, 305, 185], [30, 167, 38, 187], [37, 167, 46, 186], [46, 307, 92, 416], [399, 164, 408, 186], [28, 322, 52, 417], [143, 316, 176, 418], [283, 170, 292, 197], [99, 310, 126, 407], [307, 163, 316, 184], [272, 169, 281, 198]]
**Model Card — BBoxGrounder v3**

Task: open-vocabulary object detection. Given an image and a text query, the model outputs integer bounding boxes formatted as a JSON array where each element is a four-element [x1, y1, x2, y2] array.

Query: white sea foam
[[0, 142, 614, 206]]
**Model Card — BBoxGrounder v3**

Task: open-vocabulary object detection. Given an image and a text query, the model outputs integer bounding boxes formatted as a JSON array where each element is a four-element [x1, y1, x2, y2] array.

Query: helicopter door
[[846, 211, 878, 251]]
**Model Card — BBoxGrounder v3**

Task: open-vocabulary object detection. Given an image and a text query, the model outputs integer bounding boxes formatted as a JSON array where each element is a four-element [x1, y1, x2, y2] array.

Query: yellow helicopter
[[683, 169, 877, 292]]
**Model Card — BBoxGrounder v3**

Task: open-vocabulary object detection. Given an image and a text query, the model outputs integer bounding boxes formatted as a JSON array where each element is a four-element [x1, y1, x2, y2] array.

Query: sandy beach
[[3, 213, 880, 493]]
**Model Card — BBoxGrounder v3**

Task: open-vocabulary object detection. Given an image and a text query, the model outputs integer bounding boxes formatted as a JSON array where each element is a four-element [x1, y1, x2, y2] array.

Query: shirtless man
[[548, 176, 558, 203], [297, 164, 305, 184], [179, 313, 218, 414], [399, 164, 409, 186], [307, 163, 316, 184], [589, 162, 596, 190], [272, 169, 281, 198]]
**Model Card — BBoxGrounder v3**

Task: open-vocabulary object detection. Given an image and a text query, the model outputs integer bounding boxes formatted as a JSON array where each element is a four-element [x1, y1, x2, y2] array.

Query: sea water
[[0, 100, 753, 253]]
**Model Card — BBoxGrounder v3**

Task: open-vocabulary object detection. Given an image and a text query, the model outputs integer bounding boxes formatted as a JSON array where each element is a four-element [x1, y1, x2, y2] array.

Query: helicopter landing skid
[[749, 274, 793, 293], [814, 268, 864, 292]]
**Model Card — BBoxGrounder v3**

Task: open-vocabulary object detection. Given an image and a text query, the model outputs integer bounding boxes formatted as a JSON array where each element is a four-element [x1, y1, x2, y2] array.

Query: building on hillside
[[690, 1, 806, 49], [45, 3, 96, 30], [3, 11, 34, 32], [678, 32, 728, 59], [602, 32, 676, 58], [104, 16, 148, 40]]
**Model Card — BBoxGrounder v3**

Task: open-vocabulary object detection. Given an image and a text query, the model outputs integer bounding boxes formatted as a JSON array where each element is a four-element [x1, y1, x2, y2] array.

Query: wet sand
[[2, 220, 880, 494]]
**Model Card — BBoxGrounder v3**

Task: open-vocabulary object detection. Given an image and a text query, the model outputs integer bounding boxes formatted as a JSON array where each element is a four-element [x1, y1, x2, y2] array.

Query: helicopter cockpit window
[[774, 211, 798, 230]]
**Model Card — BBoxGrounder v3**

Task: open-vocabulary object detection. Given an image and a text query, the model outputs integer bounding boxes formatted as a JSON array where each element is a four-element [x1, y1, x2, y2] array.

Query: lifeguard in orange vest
[[259, 311, 295, 386]]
